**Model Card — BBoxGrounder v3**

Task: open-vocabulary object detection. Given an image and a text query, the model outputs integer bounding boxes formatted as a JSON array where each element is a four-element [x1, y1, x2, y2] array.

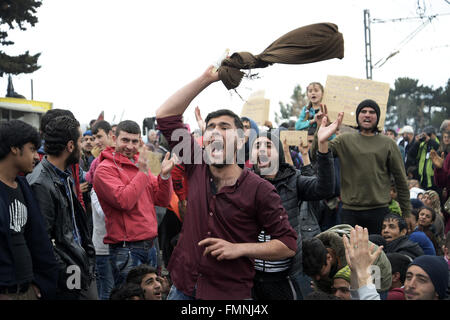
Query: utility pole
[[364, 9, 373, 80]]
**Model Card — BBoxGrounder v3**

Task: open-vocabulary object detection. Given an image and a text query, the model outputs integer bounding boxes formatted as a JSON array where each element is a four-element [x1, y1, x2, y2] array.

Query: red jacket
[[93, 147, 173, 244]]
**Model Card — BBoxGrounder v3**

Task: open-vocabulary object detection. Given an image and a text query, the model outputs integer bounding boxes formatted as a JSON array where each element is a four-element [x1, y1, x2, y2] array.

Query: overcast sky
[[4, 0, 450, 130]]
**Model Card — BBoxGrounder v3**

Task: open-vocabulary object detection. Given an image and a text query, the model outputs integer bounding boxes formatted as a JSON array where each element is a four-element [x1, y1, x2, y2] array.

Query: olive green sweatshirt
[[314, 132, 411, 216]]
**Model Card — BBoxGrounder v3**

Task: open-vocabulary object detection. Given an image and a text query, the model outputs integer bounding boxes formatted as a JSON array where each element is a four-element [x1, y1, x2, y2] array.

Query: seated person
[[381, 213, 424, 260]]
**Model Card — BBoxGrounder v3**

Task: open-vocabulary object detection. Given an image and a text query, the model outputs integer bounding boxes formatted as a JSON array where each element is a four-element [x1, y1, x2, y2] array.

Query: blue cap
[[83, 130, 92, 137]]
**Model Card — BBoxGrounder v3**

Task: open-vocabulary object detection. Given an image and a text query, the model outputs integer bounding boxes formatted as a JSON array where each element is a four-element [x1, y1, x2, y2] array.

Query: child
[[295, 82, 324, 131]]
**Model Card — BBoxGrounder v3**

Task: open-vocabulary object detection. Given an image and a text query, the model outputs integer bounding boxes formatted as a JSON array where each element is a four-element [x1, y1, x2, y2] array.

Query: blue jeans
[[95, 255, 114, 300], [167, 285, 196, 300], [110, 241, 157, 287]]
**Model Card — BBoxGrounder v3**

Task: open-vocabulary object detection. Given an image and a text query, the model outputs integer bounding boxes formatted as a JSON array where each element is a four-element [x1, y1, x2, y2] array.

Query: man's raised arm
[[156, 66, 219, 118]]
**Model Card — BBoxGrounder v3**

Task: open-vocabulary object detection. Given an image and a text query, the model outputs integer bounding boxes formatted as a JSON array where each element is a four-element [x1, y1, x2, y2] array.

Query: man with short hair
[[86, 120, 116, 300], [386, 128, 406, 162], [404, 255, 449, 300], [312, 100, 411, 234], [93, 120, 174, 287], [27, 116, 97, 300], [80, 130, 95, 172], [126, 264, 163, 300], [381, 213, 424, 260], [156, 66, 298, 300], [0, 120, 59, 300], [302, 224, 392, 298]]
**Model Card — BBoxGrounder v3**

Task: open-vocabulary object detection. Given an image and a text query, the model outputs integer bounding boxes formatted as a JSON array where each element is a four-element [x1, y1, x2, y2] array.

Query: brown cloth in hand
[[218, 22, 344, 90]]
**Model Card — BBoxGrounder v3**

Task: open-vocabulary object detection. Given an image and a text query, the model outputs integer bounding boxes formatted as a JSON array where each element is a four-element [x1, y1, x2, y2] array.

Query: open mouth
[[258, 154, 270, 166], [210, 141, 224, 157]]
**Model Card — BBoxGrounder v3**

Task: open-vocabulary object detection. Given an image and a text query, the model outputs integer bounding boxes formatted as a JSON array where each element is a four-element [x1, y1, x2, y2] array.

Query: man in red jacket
[[93, 120, 175, 287]]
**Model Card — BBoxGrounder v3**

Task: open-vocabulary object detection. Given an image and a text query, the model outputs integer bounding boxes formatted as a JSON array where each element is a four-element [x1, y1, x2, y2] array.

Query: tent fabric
[[218, 22, 344, 90]]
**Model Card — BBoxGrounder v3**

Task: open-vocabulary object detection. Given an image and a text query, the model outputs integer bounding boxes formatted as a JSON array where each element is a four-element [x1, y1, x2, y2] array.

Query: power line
[[371, 12, 450, 23]]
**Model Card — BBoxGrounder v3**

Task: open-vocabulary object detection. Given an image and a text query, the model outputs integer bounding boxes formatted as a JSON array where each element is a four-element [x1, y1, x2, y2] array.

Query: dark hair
[[386, 128, 397, 137], [92, 120, 112, 135], [126, 264, 157, 285], [386, 253, 411, 284], [115, 120, 141, 138], [418, 206, 436, 222], [0, 120, 41, 161], [368, 234, 386, 247], [279, 122, 289, 129], [383, 213, 407, 232], [302, 238, 328, 277], [43, 116, 80, 156], [109, 283, 145, 300], [304, 290, 339, 300], [40, 109, 75, 135], [205, 109, 244, 132], [307, 126, 316, 136]]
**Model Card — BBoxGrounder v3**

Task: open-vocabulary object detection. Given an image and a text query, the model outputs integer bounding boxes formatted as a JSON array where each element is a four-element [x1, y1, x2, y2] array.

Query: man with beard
[[404, 255, 449, 300], [312, 100, 411, 234], [156, 66, 298, 300], [27, 116, 97, 300]]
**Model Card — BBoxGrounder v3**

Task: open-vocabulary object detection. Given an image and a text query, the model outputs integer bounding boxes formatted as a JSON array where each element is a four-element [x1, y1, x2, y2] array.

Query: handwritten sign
[[241, 90, 270, 126], [147, 151, 163, 175], [280, 130, 308, 147], [322, 75, 390, 128]]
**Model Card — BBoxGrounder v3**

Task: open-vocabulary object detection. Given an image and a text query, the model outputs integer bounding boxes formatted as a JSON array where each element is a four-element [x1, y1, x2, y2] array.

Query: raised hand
[[430, 149, 444, 169], [203, 65, 220, 83], [317, 104, 344, 144], [160, 152, 177, 177], [343, 225, 383, 289], [195, 106, 206, 134]]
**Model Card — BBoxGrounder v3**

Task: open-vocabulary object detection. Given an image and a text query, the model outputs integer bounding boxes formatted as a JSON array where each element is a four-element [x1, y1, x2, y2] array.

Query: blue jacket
[[0, 176, 58, 299]]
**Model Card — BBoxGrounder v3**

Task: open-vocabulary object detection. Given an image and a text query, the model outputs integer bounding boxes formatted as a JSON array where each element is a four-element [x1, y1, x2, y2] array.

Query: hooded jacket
[[93, 147, 173, 244], [384, 236, 424, 260], [315, 224, 392, 293], [253, 130, 335, 277]]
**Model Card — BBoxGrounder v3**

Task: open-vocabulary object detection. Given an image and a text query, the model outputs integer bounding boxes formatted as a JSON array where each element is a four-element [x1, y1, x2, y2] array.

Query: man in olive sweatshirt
[[312, 99, 411, 234]]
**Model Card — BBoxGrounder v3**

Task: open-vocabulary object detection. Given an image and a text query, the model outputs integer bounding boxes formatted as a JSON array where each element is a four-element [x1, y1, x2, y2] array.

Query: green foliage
[[385, 77, 450, 132], [0, 0, 42, 76], [275, 84, 307, 125]]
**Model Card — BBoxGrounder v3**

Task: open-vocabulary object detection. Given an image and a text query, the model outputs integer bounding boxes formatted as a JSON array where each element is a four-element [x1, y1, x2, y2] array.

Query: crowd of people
[[0, 65, 449, 301]]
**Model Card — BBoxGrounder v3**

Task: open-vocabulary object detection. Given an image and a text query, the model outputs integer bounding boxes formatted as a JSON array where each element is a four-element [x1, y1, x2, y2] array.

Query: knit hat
[[423, 125, 436, 136], [83, 129, 92, 137], [402, 125, 414, 134], [409, 255, 449, 299], [356, 99, 380, 129], [333, 265, 351, 284]]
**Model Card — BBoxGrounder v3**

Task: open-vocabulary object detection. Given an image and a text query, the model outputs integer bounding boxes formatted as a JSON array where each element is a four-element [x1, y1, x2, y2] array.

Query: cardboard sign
[[321, 75, 390, 128], [147, 151, 163, 175], [280, 130, 308, 147], [241, 90, 270, 126]]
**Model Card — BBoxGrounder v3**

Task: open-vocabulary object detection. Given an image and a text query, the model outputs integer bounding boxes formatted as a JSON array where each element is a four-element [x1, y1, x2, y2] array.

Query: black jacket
[[0, 176, 59, 299], [27, 158, 95, 295], [259, 151, 335, 276], [385, 236, 424, 260]]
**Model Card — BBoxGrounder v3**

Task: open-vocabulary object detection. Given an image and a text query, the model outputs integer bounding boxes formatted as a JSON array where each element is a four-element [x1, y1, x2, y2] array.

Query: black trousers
[[340, 207, 389, 235]]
